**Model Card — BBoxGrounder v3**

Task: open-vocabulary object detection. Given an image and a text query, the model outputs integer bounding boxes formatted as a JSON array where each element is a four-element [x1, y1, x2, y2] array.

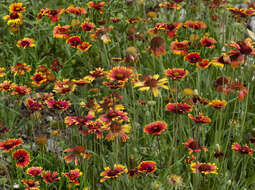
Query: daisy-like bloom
[[144, 121, 167, 135], [227, 50, 245, 69], [164, 23, 182, 38], [12, 149, 30, 168], [47, 100, 70, 110], [82, 120, 105, 138], [77, 42, 92, 52], [183, 20, 207, 30], [53, 79, 76, 94], [17, 38, 35, 48], [11, 63, 31, 75], [81, 21, 95, 32], [225, 81, 248, 102], [197, 59, 211, 69], [42, 171, 60, 183], [210, 54, 230, 68], [3, 12, 23, 25], [126, 17, 142, 24], [105, 121, 131, 142], [209, 99, 227, 109], [138, 161, 157, 174], [53, 25, 71, 39], [25, 98, 43, 111], [89, 67, 105, 78], [103, 80, 125, 89], [66, 36, 82, 48], [150, 36, 166, 56], [64, 145, 90, 166], [107, 66, 133, 83], [31, 72, 47, 86], [100, 109, 129, 123], [0, 67, 6, 77], [0, 80, 14, 92], [184, 52, 203, 65], [9, 3, 26, 13], [190, 162, 218, 175], [21, 179, 39, 190], [166, 103, 192, 113], [47, 9, 64, 22], [165, 68, 188, 79], [188, 113, 211, 124], [170, 40, 189, 55], [72, 76, 94, 86], [167, 174, 183, 186], [200, 37, 216, 48], [227, 38, 255, 56], [65, 110, 95, 127], [159, 2, 182, 10], [65, 5, 87, 15], [26, 167, 43, 177], [11, 85, 31, 95], [134, 74, 169, 97], [63, 169, 82, 185], [87, 1, 105, 14], [183, 138, 208, 154], [228, 7, 255, 19], [232, 143, 253, 155], [100, 164, 128, 183], [0, 138, 23, 153]]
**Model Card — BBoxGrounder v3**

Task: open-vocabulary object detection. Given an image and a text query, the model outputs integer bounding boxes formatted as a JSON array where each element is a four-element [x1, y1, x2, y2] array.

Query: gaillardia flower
[[183, 20, 207, 30], [21, 179, 40, 190], [232, 142, 253, 155], [144, 121, 167, 135], [165, 68, 188, 79], [183, 138, 208, 154], [0, 80, 14, 92], [64, 145, 90, 166], [150, 36, 166, 56], [17, 38, 35, 48], [42, 171, 60, 183], [134, 74, 169, 97], [190, 162, 218, 175], [25, 98, 43, 111], [209, 99, 227, 109], [47, 100, 70, 110], [170, 40, 189, 55], [100, 164, 128, 182], [53, 79, 76, 94], [184, 52, 202, 65], [166, 103, 192, 113], [66, 36, 82, 47], [188, 113, 211, 124], [26, 167, 43, 177], [53, 25, 71, 39], [9, 3, 26, 13], [197, 59, 211, 69], [107, 66, 133, 83], [200, 37, 216, 48], [87, 1, 105, 14], [63, 169, 83, 185], [12, 149, 30, 168], [11, 63, 31, 75], [0, 138, 23, 152], [11, 85, 31, 95], [138, 161, 157, 174], [65, 5, 87, 15], [77, 42, 92, 52]]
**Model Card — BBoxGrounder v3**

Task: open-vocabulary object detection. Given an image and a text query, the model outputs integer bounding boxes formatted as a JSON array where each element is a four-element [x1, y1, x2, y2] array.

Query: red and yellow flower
[[21, 179, 39, 190], [42, 171, 60, 183], [65, 5, 87, 15], [53, 79, 76, 94], [105, 121, 131, 142], [64, 145, 90, 166], [87, 1, 105, 14], [81, 21, 95, 32], [138, 161, 157, 174], [25, 98, 43, 111], [159, 2, 182, 10], [66, 36, 83, 47], [166, 103, 192, 113], [183, 138, 208, 154], [183, 20, 207, 30], [0, 67, 6, 77], [17, 38, 35, 48], [11, 85, 31, 95], [184, 52, 202, 65], [12, 149, 30, 168], [209, 99, 227, 109], [200, 37, 216, 48], [134, 74, 169, 97], [100, 164, 128, 182], [26, 167, 43, 177], [53, 25, 71, 39], [0, 80, 14, 92], [9, 3, 26, 13], [11, 63, 31, 75], [0, 138, 23, 152], [165, 68, 188, 79], [63, 169, 83, 185], [188, 113, 211, 124], [31, 72, 47, 86], [47, 100, 70, 110], [77, 42, 92, 52], [144, 121, 167, 135], [190, 162, 218, 175], [232, 142, 253, 155], [150, 36, 166, 56], [170, 40, 189, 55], [107, 66, 133, 83], [197, 59, 211, 69]]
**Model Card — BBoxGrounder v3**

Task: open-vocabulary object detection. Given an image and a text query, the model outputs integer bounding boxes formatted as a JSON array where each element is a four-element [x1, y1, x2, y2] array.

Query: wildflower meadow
[[1, 0, 255, 189]]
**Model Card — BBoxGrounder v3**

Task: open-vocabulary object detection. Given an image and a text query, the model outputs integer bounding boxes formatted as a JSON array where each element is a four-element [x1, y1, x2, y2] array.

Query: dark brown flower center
[[198, 164, 212, 172]]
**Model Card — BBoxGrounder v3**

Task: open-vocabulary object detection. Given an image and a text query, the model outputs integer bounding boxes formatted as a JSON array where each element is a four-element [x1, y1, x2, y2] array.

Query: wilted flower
[[183, 138, 208, 154], [150, 36, 166, 56], [64, 145, 90, 166]]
